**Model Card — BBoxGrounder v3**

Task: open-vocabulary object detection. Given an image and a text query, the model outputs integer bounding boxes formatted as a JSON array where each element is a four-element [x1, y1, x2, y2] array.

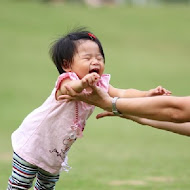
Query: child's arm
[[123, 115, 190, 136], [108, 85, 171, 98], [56, 73, 100, 100]]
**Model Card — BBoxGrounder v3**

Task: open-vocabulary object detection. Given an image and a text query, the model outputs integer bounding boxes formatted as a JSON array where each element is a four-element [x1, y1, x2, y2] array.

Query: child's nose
[[91, 58, 99, 65]]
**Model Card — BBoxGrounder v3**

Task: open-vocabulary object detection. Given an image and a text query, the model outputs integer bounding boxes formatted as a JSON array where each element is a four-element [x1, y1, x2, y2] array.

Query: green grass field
[[0, 1, 190, 189]]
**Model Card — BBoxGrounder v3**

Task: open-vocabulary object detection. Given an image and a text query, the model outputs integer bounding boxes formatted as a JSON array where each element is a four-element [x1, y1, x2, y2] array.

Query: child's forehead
[[75, 40, 100, 52], [75, 39, 96, 46]]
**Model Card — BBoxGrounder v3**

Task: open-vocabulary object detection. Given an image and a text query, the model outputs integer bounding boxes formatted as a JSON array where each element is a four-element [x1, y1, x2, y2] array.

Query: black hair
[[49, 28, 105, 74]]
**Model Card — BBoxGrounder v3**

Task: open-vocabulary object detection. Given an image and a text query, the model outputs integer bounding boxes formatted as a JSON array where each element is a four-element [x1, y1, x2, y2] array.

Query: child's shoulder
[[58, 72, 79, 81], [55, 72, 79, 90]]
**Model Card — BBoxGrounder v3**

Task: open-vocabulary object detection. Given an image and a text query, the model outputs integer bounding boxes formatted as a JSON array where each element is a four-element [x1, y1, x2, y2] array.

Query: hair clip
[[88, 33, 96, 40]]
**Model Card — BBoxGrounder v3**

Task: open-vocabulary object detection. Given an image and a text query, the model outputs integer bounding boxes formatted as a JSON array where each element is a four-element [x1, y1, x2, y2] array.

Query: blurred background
[[0, 0, 190, 189]]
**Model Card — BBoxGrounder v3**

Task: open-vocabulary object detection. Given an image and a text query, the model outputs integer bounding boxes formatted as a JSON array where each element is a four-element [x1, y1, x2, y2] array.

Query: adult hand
[[96, 111, 135, 120], [96, 111, 115, 119], [58, 84, 113, 112]]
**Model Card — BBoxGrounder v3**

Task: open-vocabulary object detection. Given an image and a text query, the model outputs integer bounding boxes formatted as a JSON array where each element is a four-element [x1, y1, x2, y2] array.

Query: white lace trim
[[60, 156, 72, 173]]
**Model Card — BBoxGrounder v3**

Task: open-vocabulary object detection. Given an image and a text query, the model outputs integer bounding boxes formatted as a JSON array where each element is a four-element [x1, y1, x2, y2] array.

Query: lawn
[[0, 1, 190, 189]]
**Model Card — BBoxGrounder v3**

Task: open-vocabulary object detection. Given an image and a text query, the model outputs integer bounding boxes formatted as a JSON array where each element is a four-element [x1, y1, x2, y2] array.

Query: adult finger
[[96, 111, 115, 119], [58, 95, 74, 101], [89, 84, 101, 92]]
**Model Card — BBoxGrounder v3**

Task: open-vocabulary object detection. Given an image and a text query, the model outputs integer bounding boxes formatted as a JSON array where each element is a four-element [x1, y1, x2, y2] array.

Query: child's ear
[[62, 59, 71, 72]]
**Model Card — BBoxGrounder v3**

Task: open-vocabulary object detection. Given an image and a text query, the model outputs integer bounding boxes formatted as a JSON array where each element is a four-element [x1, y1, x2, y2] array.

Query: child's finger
[[165, 89, 172, 94], [91, 73, 100, 83], [157, 86, 163, 93], [92, 72, 100, 78], [91, 76, 99, 85], [162, 88, 171, 95], [88, 77, 93, 86]]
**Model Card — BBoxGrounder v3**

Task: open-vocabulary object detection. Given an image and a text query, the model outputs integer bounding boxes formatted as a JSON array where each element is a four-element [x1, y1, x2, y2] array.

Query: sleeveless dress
[[11, 72, 110, 174]]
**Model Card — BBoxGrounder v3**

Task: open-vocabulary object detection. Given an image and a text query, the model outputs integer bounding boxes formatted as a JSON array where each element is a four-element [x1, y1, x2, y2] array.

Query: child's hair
[[49, 28, 105, 74]]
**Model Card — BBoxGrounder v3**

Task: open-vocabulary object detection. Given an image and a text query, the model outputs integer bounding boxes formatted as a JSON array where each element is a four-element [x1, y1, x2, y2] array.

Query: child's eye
[[97, 56, 103, 61], [84, 57, 90, 60]]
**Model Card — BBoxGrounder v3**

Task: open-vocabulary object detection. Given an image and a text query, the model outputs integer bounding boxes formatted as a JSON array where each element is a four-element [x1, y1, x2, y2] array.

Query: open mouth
[[89, 68, 100, 74]]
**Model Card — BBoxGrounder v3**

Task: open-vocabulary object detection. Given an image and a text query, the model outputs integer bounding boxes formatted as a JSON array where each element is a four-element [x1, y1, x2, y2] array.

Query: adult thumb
[[96, 111, 115, 119]]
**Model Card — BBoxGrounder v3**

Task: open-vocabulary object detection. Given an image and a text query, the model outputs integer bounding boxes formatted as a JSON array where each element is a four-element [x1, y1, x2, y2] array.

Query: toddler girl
[[7, 28, 171, 189]]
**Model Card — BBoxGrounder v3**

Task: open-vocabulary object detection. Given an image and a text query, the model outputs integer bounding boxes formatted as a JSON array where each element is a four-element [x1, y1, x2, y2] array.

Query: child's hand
[[147, 86, 171, 97], [81, 72, 100, 88]]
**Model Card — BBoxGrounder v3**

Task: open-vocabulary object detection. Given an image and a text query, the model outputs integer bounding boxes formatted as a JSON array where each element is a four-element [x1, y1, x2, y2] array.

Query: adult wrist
[[112, 97, 122, 116], [102, 97, 113, 112]]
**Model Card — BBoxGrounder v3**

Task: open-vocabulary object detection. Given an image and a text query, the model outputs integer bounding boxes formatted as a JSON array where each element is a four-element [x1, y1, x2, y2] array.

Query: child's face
[[69, 40, 105, 79]]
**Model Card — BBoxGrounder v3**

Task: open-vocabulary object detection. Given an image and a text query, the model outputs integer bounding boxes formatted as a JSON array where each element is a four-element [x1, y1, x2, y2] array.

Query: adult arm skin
[[112, 96, 190, 123], [126, 116, 190, 136], [96, 113, 190, 136]]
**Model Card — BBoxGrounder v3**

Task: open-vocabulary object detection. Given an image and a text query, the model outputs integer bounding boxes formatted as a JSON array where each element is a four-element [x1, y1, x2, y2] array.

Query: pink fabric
[[56, 72, 78, 90], [11, 72, 110, 174]]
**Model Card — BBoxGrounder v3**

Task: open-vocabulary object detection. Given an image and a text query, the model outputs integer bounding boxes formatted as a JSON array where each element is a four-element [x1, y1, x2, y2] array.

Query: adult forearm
[[139, 118, 190, 136], [123, 115, 190, 136], [115, 96, 190, 123], [146, 120, 190, 136]]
